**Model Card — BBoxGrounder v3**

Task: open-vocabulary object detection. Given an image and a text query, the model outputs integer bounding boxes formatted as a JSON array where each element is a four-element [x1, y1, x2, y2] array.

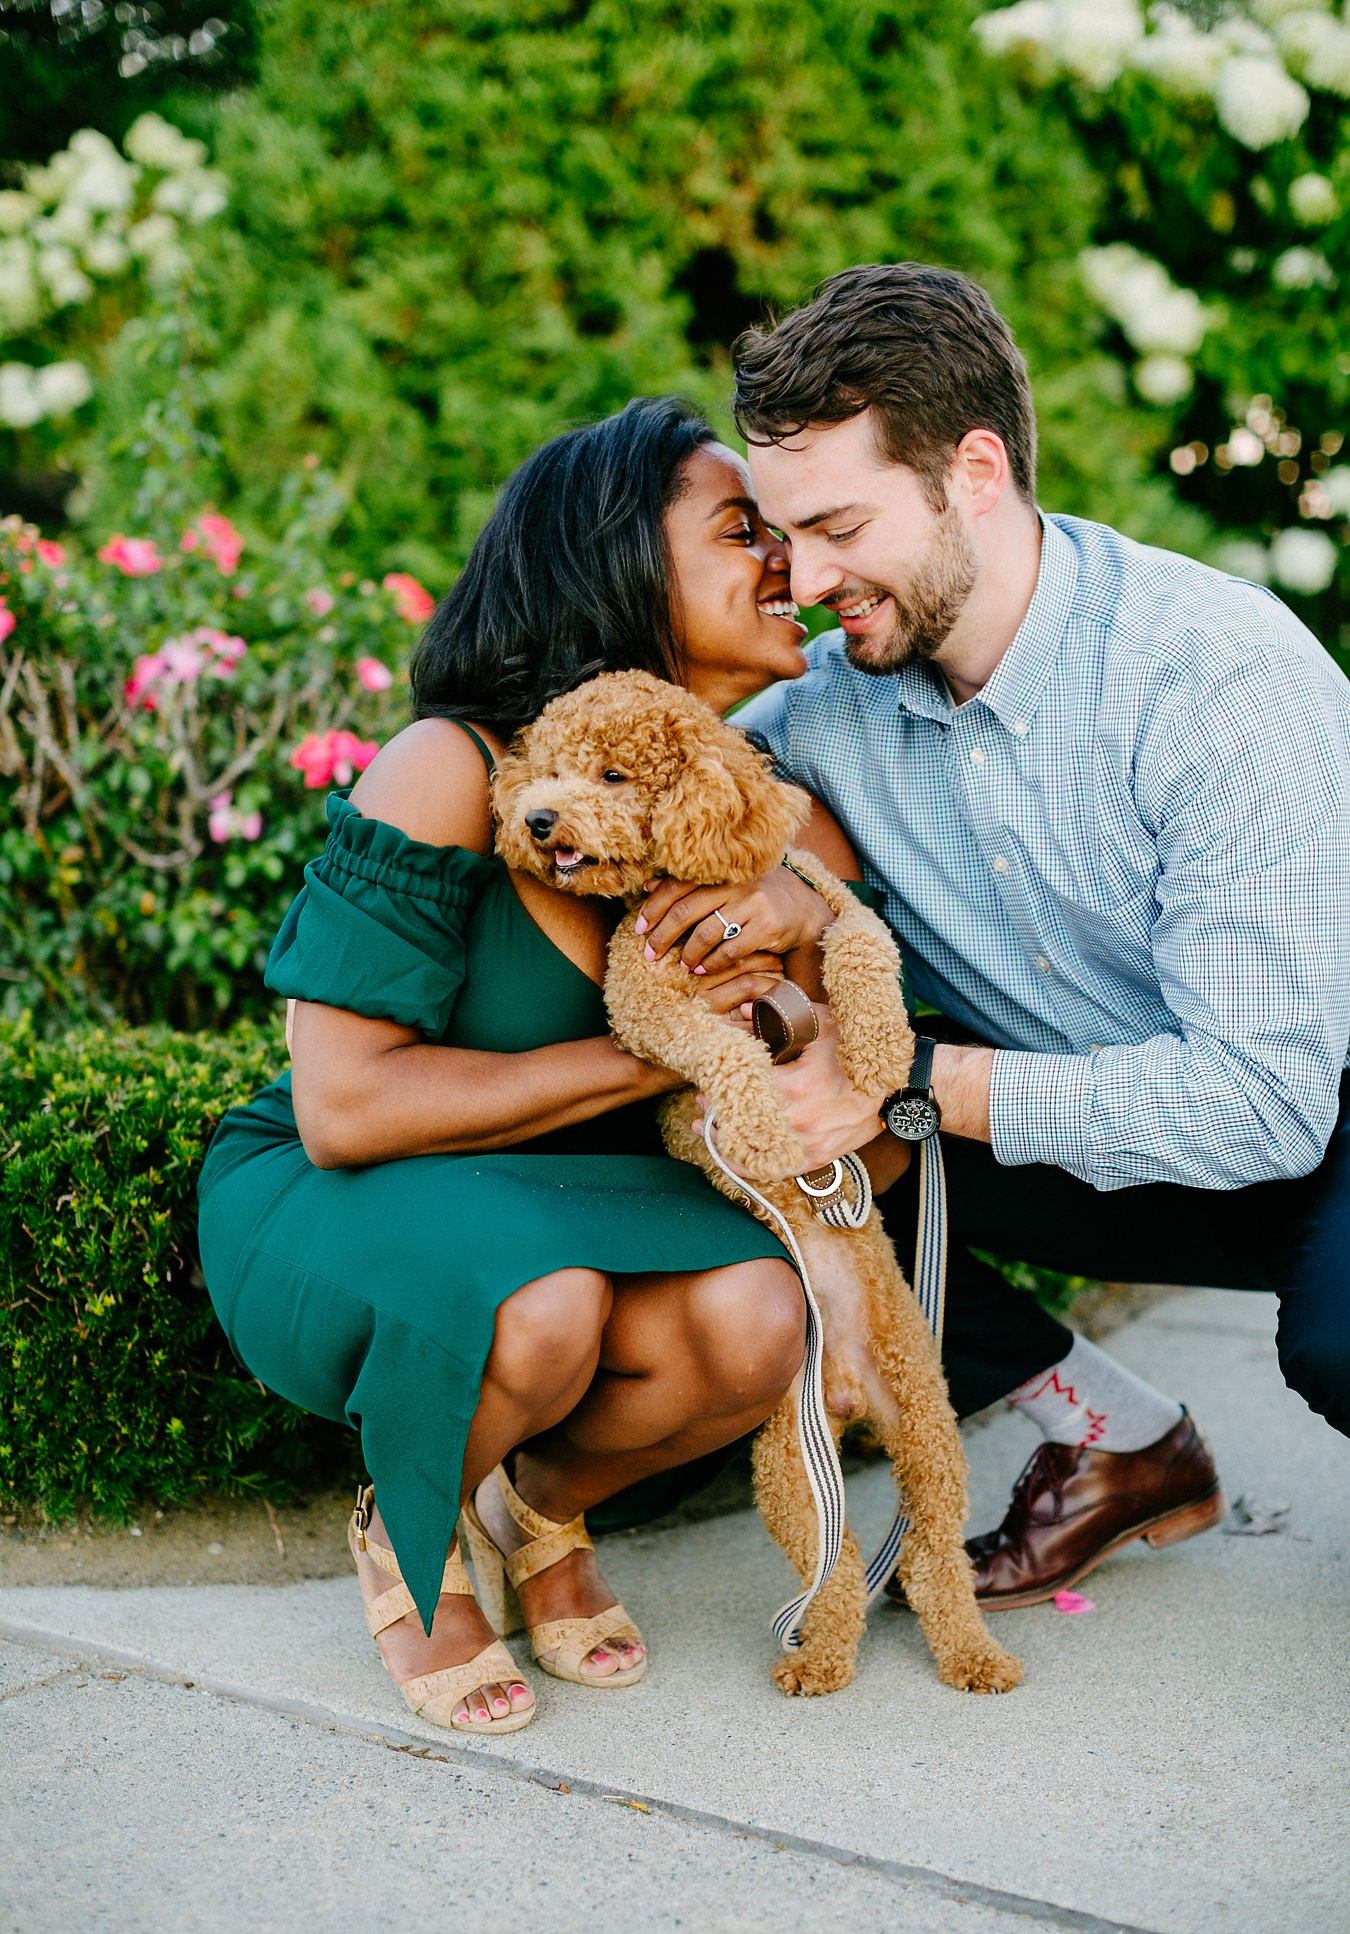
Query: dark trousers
[[878, 1031, 1350, 1443]]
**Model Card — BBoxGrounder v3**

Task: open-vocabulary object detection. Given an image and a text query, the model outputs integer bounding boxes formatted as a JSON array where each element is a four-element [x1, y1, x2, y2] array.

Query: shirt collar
[[974, 515, 1077, 737], [888, 513, 1077, 736]]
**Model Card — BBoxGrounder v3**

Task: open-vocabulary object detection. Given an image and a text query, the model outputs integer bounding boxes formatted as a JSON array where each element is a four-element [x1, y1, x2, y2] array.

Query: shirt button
[[970, 746, 986, 766], [1035, 955, 1052, 974], [991, 856, 1009, 874], [1012, 720, 1028, 737]]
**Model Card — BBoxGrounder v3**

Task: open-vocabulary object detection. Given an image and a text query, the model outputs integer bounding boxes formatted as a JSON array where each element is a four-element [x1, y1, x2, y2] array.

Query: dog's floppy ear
[[650, 715, 811, 884]]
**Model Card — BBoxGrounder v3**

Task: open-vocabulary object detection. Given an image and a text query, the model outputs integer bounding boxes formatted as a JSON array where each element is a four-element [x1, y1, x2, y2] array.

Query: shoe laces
[[1008, 1441, 1065, 1521]]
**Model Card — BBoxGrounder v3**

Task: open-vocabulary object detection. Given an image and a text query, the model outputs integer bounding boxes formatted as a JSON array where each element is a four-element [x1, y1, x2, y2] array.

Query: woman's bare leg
[[354, 1265, 611, 1726], [473, 1256, 804, 1678]]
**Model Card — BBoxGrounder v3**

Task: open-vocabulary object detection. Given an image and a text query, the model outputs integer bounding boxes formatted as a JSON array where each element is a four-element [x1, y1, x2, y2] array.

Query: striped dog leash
[[700, 1114, 947, 1651]]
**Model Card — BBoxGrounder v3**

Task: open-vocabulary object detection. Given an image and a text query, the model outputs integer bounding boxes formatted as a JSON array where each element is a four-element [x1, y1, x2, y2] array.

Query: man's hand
[[636, 866, 832, 978], [692, 1008, 884, 1171]]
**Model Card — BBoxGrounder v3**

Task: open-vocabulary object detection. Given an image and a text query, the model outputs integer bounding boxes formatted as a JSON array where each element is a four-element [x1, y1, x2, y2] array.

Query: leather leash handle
[[752, 979, 819, 1065]]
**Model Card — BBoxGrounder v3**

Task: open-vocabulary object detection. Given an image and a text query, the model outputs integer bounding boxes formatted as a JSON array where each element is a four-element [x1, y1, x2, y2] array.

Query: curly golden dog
[[494, 670, 1022, 1700]]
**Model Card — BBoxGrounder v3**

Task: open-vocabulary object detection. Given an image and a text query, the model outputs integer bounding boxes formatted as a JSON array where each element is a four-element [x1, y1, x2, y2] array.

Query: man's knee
[[1278, 1310, 1350, 1438], [490, 1267, 611, 1401], [687, 1259, 805, 1408]]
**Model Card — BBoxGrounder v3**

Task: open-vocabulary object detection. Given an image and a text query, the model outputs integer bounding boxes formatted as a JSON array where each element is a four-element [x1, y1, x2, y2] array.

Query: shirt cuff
[[989, 1049, 1096, 1172]]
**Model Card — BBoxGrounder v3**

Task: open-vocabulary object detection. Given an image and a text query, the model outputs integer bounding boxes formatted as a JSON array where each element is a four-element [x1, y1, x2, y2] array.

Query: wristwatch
[[883, 1035, 942, 1142]]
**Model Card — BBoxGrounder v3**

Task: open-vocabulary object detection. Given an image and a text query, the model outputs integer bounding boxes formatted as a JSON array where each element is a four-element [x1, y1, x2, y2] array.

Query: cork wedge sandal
[[347, 1487, 534, 1734], [460, 1464, 647, 1688]]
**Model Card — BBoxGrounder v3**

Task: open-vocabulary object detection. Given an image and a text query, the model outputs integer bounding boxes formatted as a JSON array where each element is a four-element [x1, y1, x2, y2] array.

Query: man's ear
[[650, 724, 811, 883]]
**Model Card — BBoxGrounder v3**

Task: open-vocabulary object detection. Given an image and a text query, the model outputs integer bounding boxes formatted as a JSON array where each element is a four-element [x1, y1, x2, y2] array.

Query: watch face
[[885, 1093, 941, 1142]]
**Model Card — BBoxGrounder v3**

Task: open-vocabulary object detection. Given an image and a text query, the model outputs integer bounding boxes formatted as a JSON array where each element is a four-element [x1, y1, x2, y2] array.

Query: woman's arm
[[290, 1001, 679, 1170], [289, 719, 746, 1169]]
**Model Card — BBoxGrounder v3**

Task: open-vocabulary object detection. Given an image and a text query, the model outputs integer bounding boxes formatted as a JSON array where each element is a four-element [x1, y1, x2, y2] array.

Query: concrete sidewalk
[[2, 1289, 1347, 1934]]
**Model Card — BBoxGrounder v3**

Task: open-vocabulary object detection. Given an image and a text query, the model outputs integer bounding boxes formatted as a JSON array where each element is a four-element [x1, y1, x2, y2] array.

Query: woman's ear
[[650, 721, 811, 883]]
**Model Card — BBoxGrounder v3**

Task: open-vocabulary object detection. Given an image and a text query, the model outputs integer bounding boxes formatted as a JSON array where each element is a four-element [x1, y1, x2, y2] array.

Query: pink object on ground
[[1053, 1590, 1095, 1615]]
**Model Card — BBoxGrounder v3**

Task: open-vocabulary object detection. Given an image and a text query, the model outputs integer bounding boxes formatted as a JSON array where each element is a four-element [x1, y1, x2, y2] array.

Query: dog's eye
[[600, 770, 628, 785]]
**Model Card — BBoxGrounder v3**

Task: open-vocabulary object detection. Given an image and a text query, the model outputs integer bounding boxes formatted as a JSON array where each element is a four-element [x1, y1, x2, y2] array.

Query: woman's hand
[[692, 950, 785, 1019], [635, 866, 832, 978]]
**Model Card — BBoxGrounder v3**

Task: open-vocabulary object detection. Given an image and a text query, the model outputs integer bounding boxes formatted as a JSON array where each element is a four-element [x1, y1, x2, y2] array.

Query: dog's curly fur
[[495, 670, 1022, 1699]]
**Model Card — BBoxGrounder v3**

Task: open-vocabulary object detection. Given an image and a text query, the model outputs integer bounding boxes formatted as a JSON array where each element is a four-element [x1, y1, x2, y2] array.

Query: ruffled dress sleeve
[[265, 792, 498, 1037]]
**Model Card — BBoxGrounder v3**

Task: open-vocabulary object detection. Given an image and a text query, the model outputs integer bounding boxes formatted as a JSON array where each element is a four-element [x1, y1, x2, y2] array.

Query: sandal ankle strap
[[348, 1492, 474, 1639], [491, 1464, 593, 1589]]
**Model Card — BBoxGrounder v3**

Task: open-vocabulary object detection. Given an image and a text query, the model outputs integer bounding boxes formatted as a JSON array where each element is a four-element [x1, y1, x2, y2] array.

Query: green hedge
[[0, 1013, 354, 1521]]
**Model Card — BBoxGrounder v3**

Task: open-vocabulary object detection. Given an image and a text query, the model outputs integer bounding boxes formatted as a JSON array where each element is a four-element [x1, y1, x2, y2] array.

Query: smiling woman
[[195, 396, 870, 1743]]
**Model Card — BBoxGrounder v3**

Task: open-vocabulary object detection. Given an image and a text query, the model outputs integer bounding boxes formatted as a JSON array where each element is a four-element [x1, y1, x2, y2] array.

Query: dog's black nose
[[525, 809, 558, 841]]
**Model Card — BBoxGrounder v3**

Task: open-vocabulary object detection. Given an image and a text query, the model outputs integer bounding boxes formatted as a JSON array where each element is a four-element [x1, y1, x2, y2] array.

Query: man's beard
[[841, 505, 978, 676]]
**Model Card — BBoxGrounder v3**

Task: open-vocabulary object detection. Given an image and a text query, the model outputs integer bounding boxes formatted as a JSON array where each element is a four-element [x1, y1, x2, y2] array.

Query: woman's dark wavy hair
[[410, 397, 717, 733]]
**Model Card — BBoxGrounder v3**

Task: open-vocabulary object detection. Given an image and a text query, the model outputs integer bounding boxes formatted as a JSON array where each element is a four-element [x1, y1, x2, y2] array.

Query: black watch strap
[[882, 1035, 942, 1143], [907, 1034, 937, 1096]]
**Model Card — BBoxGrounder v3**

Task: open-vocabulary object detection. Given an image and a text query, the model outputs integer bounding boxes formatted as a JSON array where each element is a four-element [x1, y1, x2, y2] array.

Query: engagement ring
[[713, 907, 742, 941]]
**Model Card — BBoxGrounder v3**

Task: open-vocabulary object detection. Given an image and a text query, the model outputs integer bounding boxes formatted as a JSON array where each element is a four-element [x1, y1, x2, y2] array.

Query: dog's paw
[[772, 1650, 855, 1698], [938, 1644, 1024, 1695]]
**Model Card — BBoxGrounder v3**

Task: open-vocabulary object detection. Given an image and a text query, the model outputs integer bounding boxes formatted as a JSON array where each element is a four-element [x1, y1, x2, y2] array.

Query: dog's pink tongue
[[556, 848, 581, 865]]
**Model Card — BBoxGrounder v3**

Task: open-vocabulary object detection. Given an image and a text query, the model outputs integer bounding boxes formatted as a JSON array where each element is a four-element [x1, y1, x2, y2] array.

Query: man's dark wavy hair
[[410, 396, 716, 734], [732, 263, 1037, 508]]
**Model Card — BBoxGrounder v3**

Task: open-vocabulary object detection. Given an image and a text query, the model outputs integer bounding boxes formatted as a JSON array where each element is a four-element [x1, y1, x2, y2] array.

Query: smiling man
[[656, 262, 1350, 1610]]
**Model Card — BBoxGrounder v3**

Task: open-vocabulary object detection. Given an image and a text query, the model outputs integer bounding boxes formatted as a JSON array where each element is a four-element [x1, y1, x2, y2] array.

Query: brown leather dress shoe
[[885, 1409, 1224, 1612]]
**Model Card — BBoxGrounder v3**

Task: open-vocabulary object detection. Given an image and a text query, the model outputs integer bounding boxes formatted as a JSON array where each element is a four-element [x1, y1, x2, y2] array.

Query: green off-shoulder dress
[[196, 746, 792, 1631]]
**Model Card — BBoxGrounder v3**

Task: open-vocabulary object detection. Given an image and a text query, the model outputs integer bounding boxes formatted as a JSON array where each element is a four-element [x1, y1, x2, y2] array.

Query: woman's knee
[[488, 1267, 612, 1402], [686, 1259, 805, 1407]]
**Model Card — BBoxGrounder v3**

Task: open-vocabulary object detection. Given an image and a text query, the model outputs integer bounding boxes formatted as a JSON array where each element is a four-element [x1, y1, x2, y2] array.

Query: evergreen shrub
[[0, 1011, 352, 1522]]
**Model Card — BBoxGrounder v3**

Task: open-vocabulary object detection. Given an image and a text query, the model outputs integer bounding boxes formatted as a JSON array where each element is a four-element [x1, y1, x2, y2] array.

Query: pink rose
[[36, 540, 65, 568], [158, 637, 208, 684], [0, 601, 14, 645], [305, 586, 335, 617], [356, 655, 393, 692], [207, 789, 264, 844], [98, 534, 163, 577], [125, 652, 165, 710], [207, 791, 234, 844], [183, 510, 245, 576], [382, 572, 435, 625], [193, 626, 247, 677], [288, 728, 379, 790]]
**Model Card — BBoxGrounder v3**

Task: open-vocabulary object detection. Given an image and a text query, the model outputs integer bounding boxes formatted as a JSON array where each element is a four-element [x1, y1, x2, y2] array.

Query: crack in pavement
[[0, 1615, 1164, 1934]]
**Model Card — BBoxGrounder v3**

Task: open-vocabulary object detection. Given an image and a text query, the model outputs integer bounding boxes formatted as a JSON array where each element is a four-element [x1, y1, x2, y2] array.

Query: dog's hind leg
[[752, 1394, 867, 1697], [865, 1243, 1024, 1695]]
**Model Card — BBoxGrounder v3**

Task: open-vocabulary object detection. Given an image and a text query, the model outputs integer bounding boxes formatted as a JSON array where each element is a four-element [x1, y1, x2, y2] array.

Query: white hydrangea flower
[[1214, 540, 1272, 583], [973, 2, 1056, 62], [1214, 53, 1311, 146], [1131, 14, 1228, 98], [63, 132, 139, 214], [1134, 353, 1194, 403], [1051, 0, 1145, 88], [127, 213, 179, 259], [151, 169, 230, 225], [1272, 245, 1336, 286], [0, 238, 42, 332], [1289, 172, 1339, 223], [1080, 244, 1213, 353], [1320, 466, 1350, 514], [0, 191, 40, 235], [23, 149, 86, 207], [1281, 13, 1350, 95], [37, 244, 94, 308], [37, 200, 94, 247], [34, 360, 93, 417], [123, 113, 208, 174], [82, 232, 132, 276], [1270, 526, 1338, 591], [0, 363, 43, 428]]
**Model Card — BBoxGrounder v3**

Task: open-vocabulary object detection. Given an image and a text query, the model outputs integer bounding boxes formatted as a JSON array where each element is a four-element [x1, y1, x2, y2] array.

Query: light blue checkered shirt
[[737, 514, 1350, 1193]]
